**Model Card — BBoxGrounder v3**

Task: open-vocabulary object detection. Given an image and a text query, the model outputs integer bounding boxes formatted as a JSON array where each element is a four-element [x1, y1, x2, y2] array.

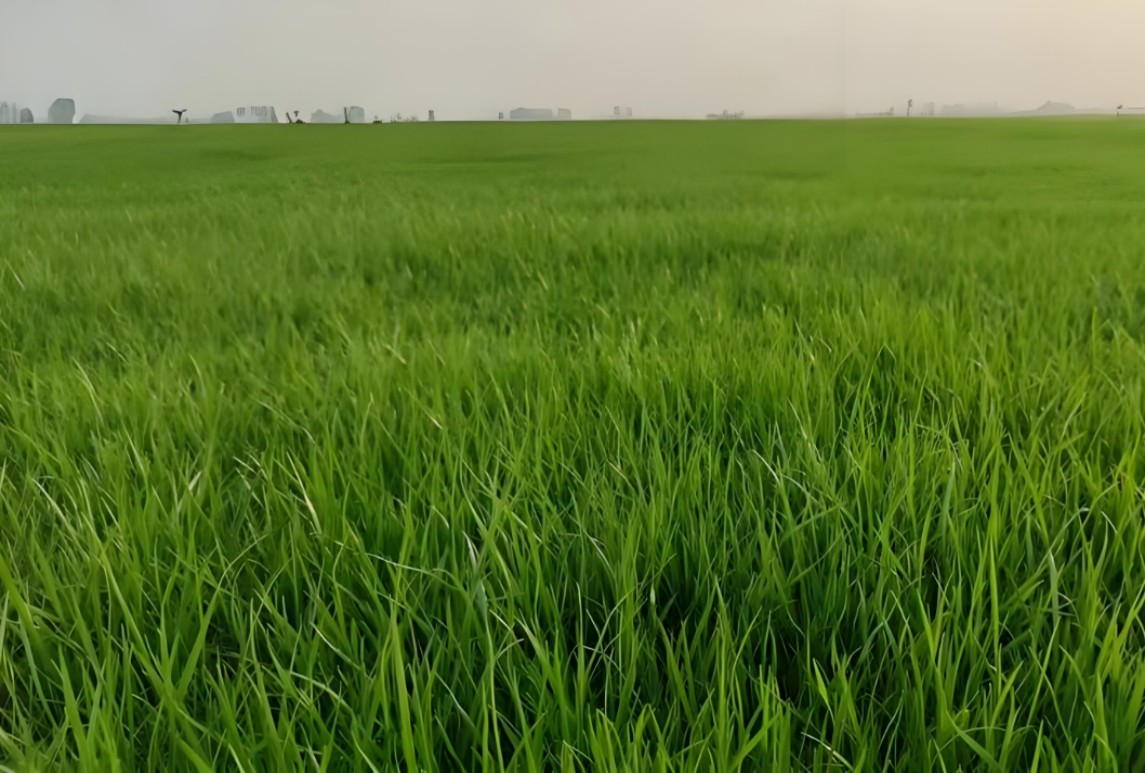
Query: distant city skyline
[[3, 0, 1145, 121]]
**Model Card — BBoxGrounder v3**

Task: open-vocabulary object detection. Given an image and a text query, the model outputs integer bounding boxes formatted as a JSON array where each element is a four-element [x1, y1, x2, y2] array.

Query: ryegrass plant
[[1, 119, 1145, 769]]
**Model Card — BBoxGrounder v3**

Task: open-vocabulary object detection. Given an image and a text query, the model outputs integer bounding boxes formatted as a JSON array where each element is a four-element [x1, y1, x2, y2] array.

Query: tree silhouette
[[172, 109, 187, 124]]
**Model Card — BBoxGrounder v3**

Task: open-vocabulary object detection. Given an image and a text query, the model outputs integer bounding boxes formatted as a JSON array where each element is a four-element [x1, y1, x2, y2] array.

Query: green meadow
[[2, 119, 1144, 770]]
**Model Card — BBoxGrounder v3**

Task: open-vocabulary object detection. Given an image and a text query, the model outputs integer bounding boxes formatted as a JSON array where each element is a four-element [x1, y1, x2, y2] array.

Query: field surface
[[2, 120, 1145, 770]]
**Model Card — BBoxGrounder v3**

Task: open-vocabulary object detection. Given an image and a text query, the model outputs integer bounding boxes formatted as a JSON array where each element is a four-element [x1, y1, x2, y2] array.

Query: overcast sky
[[2, 0, 1144, 121]]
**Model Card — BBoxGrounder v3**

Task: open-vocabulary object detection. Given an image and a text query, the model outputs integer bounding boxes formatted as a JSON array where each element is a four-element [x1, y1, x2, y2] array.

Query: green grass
[[2, 119, 1145, 770]]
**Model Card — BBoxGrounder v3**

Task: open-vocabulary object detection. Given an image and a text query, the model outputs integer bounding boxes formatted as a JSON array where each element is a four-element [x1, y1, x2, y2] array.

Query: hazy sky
[[2, 0, 1144, 120]]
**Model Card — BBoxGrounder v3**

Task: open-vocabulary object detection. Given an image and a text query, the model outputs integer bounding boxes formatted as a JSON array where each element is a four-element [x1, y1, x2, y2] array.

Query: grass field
[[2, 119, 1145, 770]]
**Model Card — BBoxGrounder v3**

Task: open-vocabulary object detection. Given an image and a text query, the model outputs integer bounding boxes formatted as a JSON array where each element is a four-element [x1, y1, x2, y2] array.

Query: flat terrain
[[2, 119, 1145, 770]]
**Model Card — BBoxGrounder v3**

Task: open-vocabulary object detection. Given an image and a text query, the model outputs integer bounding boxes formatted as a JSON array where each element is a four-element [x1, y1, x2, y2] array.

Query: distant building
[[510, 107, 554, 121], [856, 107, 895, 118], [19, 107, 33, 124], [428, 109, 435, 121], [498, 111, 504, 120], [344, 106, 366, 124], [48, 98, 76, 124], [0, 102, 14, 124], [939, 102, 998, 117], [310, 109, 341, 124], [235, 106, 278, 124], [556, 108, 572, 120], [210, 111, 235, 124], [79, 115, 174, 125]]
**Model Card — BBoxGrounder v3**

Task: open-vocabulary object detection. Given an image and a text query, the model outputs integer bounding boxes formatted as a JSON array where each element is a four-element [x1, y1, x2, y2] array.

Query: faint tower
[[428, 109, 435, 122], [907, 98, 913, 117], [498, 111, 504, 120], [614, 106, 621, 117]]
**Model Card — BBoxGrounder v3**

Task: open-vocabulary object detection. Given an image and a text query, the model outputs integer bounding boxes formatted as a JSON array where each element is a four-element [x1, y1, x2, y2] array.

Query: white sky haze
[[2, 0, 1144, 120]]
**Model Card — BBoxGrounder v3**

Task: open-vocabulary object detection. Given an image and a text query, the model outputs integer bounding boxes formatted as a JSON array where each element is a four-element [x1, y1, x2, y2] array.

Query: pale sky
[[2, 0, 1143, 121]]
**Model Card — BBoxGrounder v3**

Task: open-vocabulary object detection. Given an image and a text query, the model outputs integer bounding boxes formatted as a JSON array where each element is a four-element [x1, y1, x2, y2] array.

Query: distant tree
[[907, 98, 913, 117], [706, 110, 745, 120], [172, 109, 187, 124]]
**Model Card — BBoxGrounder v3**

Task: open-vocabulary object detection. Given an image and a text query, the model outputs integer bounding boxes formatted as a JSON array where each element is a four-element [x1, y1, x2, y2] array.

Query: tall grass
[[1, 119, 1144, 769]]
